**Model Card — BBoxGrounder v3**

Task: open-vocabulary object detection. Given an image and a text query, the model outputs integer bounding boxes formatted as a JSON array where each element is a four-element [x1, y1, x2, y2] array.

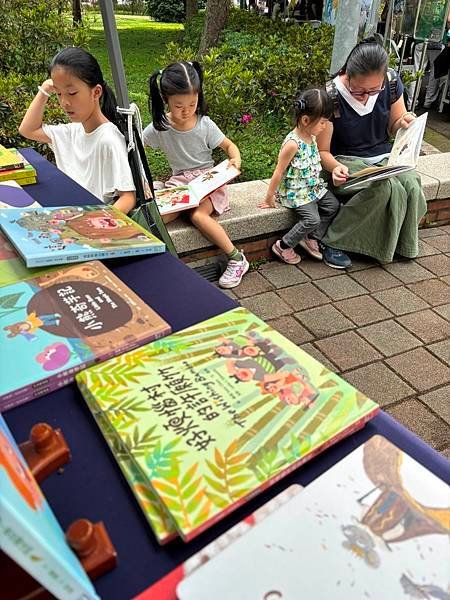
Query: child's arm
[[18, 79, 54, 144], [218, 137, 241, 170], [316, 122, 348, 186], [257, 140, 297, 208], [113, 191, 136, 214]]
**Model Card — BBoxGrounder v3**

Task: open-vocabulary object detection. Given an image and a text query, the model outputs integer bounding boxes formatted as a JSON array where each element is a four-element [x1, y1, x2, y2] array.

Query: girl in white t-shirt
[[19, 47, 136, 213], [144, 61, 248, 289]]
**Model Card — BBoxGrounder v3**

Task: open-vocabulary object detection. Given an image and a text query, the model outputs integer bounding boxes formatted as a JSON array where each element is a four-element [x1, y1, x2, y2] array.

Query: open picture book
[[343, 113, 428, 190], [154, 159, 240, 216]]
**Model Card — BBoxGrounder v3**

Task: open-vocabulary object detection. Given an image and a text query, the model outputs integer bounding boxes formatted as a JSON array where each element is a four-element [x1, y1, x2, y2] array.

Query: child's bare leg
[[189, 199, 234, 254], [163, 211, 182, 224]]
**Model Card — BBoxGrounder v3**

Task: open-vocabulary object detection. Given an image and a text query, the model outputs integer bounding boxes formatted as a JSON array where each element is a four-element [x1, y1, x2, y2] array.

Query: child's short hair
[[148, 61, 208, 131], [293, 89, 333, 124]]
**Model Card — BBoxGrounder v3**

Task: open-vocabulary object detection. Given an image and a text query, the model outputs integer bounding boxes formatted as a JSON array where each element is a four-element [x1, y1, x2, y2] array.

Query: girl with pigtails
[[258, 89, 351, 269], [19, 47, 136, 214], [144, 61, 248, 289]]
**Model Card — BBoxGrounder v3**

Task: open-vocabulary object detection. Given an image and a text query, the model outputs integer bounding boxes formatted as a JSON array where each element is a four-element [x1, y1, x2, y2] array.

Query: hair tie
[[294, 98, 306, 111], [188, 61, 193, 66], [159, 69, 163, 76]]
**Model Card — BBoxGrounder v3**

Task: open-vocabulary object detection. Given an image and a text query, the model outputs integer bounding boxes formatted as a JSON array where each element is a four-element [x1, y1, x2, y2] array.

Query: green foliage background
[[146, 0, 185, 23], [0, 0, 89, 152]]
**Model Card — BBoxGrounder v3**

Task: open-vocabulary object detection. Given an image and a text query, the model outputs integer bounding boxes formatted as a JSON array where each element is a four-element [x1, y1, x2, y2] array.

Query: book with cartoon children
[[176, 435, 450, 600], [154, 159, 240, 216], [343, 113, 428, 190], [0, 260, 171, 412], [0, 205, 165, 268], [76, 306, 379, 543], [0, 413, 100, 600]]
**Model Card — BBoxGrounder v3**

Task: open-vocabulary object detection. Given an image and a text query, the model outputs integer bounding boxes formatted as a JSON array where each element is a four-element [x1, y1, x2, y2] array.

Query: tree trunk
[[199, 0, 231, 55], [186, 0, 198, 21], [72, 0, 82, 26]]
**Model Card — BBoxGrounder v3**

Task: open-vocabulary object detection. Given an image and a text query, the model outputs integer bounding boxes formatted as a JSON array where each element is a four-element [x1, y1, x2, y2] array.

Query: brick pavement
[[219, 225, 450, 459]]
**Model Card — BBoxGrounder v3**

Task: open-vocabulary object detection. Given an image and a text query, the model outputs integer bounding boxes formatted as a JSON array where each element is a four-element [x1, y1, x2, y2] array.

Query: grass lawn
[[86, 13, 183, 178], [88, 14, 181, 126]]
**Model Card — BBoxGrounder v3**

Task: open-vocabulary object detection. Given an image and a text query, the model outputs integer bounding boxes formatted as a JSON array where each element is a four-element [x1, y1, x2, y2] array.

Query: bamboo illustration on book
[[77, 307, 377, 538]]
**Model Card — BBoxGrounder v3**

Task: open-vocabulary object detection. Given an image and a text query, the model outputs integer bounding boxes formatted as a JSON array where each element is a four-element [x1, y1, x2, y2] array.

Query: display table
[[4, 149, 449, 599]]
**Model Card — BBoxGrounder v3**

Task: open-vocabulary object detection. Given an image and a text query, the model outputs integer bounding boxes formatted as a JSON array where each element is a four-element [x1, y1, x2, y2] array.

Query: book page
[[388, 112, 428, 168], [189, 160, 240, 203], [154, 186, 195, 216]]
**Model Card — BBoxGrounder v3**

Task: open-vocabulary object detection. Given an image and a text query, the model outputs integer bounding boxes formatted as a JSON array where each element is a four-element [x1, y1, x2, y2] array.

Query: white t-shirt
[[42, 122, 135, 203], [143, 116, 225, 175]]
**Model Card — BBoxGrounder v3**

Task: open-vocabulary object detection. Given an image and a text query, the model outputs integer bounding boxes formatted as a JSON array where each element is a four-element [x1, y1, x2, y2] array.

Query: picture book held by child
[[144, 60, 248, 289], [343, 113, 428, 189], [154, 159, 240, 216]]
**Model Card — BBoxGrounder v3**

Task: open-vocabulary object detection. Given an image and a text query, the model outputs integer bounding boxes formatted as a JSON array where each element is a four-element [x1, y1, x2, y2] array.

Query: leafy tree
[[199, 0, 231, 55]]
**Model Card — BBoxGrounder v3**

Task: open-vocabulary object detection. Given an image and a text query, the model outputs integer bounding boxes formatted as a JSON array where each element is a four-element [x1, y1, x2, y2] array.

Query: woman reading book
[[317, 36, 427, 263], [18, 47, 136, 214]]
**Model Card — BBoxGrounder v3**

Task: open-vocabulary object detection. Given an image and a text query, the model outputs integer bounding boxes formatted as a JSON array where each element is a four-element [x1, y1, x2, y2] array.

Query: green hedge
[[0, 0, 89, 153]]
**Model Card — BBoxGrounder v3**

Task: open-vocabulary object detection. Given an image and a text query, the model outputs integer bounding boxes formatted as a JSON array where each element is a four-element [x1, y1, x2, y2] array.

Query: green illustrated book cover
[[76, 307, 379, 542]]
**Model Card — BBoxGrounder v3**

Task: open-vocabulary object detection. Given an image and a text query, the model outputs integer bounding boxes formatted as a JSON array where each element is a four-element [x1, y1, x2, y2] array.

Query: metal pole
[[330, 0, 363, 74], [383, 0, 393, 47], [411, 39, 429, 111], [98, 0, 129, 108], [398, 33, 410, 76]]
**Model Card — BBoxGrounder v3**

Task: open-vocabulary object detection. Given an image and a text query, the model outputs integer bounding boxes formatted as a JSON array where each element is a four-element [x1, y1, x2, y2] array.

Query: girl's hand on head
[[227, 157, 241, 171], [332, 164, 349, 187], [257, 194, 276, 209], [40, 79, 56, 95]]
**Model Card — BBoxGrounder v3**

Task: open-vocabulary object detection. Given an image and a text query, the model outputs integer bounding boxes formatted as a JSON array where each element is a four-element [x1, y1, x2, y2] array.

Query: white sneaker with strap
[[219, 252, 249, 289]]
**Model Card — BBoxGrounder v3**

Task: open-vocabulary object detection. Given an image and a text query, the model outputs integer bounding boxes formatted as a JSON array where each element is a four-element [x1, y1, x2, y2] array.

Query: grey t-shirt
[[143, 115, 225, 175]]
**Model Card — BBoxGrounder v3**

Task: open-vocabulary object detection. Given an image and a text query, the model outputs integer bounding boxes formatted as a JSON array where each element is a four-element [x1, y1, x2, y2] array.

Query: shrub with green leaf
[[0, 0, 90, 151], [146, 0, 185, 23]]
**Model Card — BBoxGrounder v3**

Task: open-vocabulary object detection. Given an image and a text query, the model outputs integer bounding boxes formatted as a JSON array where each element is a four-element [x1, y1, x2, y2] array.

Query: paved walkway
[[219, 225, 450, 459]]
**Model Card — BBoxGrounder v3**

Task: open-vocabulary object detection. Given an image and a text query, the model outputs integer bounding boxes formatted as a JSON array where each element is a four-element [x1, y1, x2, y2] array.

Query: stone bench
[[167, 152, 450, 264]]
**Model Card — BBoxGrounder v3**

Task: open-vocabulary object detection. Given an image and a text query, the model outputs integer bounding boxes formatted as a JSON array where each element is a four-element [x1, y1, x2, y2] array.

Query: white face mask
[[334, 76, 380, 116]]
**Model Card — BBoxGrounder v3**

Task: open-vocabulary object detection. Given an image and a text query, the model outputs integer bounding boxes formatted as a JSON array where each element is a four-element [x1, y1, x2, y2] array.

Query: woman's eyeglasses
[[348, 85, 385, 98]]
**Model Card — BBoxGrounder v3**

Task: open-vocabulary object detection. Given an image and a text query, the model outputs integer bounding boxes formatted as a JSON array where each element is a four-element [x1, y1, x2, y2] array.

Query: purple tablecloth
[[4, 149, 450, 600]]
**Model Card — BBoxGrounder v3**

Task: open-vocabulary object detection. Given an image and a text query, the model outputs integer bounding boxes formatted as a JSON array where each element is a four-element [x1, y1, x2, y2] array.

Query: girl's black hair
[[293, 88, 333, 124], [148, 61, 207, 131], [49, 46, 122, 128], [337, 34, 388, 78]]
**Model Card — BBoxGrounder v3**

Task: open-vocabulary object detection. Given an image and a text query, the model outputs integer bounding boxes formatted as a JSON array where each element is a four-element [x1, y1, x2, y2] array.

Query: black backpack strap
[[326, 79, 340, 119], [386, 68, 398, 106]]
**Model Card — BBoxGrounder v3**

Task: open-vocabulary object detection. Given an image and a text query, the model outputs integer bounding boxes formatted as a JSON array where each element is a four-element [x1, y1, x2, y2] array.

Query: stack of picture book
[[135, 435, 450, 599], [0, 260, 171, 412], [0, 204, 166, 267], [76, 306, 379, 545], [0, 413, 100, 600], [0, 146, 37, 185]]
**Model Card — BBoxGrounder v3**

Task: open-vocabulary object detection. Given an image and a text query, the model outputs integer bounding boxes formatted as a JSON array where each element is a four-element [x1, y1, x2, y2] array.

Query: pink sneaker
[[219, 252, 249, 288], [272, 240, 301, 265], [299, 236, 323, 260]]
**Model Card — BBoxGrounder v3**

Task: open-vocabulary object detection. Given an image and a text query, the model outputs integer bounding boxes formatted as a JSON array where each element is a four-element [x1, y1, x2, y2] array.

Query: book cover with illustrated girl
[[0, 260, 171, 411], [177, 435, 450, 600], [135, 485, 302, 600], [0, 180, 41, 209], [0, 205, 165, 267], [0, 414, 99, 600], [155, 160, 240, 216], [76, 307, 378, 542]]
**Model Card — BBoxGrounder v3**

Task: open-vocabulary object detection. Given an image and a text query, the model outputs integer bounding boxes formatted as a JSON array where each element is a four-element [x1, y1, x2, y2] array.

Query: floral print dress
[[277, 131, 327, 208]]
